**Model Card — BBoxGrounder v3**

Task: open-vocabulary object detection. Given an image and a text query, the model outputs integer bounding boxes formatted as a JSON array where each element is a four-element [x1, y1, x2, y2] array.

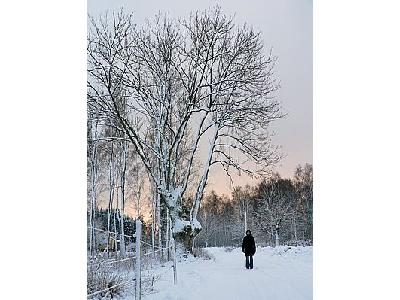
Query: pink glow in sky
[[88, 0, 312, 196]]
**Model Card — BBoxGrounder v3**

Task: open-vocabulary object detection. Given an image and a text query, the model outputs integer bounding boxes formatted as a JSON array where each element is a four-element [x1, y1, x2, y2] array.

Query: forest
[[86, 7, 312, 298], [88, 164, 313, 254], [195, 164, 313, 248]]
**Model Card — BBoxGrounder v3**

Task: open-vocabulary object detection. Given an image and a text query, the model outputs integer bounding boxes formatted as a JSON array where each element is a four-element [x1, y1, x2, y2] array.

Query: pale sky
[[87, 0, 313, 196]]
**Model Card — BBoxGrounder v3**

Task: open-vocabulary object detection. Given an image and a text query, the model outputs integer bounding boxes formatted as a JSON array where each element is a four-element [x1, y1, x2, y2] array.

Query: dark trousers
[[245, 255, 253, 269]]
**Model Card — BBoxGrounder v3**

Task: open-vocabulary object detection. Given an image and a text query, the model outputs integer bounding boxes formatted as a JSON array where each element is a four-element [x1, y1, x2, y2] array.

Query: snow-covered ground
[[137, 246, 312, 300]]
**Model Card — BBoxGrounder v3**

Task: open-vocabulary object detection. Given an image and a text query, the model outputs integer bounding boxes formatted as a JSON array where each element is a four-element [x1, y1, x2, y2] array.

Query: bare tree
[[87, 108, 101, 256], [233, 185, 255, 234], [87, 7, 283, 252], [294, 164, 313, 242], [255, 174, 296, 246], [106, 141, 115, 256]]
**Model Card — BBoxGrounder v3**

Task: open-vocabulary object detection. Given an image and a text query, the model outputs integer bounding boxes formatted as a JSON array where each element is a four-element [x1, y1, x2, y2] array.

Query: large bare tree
[[87, 7, 283, 252]]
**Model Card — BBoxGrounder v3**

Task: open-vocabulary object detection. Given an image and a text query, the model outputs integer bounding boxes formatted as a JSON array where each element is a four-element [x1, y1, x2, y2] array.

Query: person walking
[[242, 230, 256, 269]]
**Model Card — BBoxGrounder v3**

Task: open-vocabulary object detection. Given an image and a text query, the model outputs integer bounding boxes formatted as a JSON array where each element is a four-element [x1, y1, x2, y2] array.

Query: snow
[[136, 246, 312, 300], [165, 186, 183, 208], [190, 218, 202, 230], [172, 219, 191, 234]]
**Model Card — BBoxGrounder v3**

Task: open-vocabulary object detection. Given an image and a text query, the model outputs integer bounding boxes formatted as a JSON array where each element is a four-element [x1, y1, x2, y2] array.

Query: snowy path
[[140, 246, 312, 300]]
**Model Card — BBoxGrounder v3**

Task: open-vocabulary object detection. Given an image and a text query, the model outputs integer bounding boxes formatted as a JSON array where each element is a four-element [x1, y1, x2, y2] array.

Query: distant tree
[[294, 164, 313, 242], [87, 109, 100, 256], [196, 191, 220, 247], [232, 185, 255, 235], [255, 174, 297, 246]]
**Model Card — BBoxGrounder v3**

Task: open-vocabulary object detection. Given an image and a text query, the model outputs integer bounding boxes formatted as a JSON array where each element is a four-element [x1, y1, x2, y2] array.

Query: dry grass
[[87, 249, 161, 299], [87, 268, 128, 299]]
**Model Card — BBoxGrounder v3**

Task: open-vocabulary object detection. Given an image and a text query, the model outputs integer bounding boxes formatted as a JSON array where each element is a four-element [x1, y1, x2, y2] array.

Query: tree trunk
[[175, 233, 194, 254], [113, 204, 118, 258], [151, 201, 155, 259], [135, 219, 142, 300], [106, 142, 114, 258], [172, 236, 177, 285], [166, 209, 170, 260], [244, 209, 248, 233], [275, 224, 280, 247], [89, 138, 98, 257], [119, 212, 126, 258], [119, 141, 127, 258], [270, 224, 274, 246], [156, 193, 162, 259]]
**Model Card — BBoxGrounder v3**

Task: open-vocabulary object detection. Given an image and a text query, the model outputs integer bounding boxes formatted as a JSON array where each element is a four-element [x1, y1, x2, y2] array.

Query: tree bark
[[119, 141, 127, 258], [275, 224, 280, 247]]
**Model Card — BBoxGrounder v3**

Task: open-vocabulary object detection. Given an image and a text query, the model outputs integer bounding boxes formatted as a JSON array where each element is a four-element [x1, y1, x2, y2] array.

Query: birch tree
[[87, 107, 101, 256], [87, 110, 115, 255], [233, 185, 255, 234], [87, 7, 283, 252]]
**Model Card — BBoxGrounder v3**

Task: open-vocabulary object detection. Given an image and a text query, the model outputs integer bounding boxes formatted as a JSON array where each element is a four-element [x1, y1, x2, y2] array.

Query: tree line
[[88, 163, 312, 254], [195, 164, 313, 247]]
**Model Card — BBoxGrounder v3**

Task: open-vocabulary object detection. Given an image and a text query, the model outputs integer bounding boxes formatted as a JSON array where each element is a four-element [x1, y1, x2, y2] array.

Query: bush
[[87, 268, 127, 299], [87, 256, 137, 299]]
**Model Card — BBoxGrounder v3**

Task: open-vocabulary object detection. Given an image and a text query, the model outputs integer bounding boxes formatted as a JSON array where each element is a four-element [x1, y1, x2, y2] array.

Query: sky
[[87, 0, 313, 196]]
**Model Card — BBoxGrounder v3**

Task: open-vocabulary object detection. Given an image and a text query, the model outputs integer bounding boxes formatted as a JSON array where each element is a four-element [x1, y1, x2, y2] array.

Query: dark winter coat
[[242, 234, 256, 256]]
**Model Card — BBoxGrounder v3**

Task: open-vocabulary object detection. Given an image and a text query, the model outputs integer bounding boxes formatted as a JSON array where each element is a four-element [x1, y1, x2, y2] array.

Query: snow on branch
[[88, 7, 283, 245]]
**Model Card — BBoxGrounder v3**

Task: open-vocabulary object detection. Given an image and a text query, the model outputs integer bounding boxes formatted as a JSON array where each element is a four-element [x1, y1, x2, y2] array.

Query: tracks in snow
[[141, 247, 312, 300]]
